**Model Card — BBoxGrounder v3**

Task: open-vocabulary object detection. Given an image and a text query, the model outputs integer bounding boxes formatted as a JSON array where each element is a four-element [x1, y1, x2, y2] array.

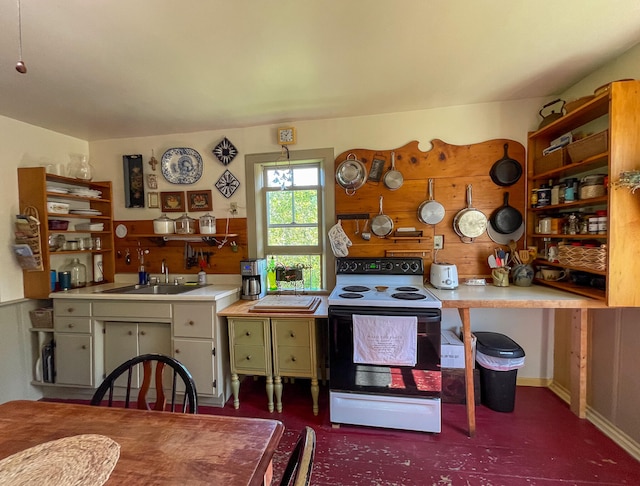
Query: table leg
[[311, 378, 319, 416], [458, 307, 476, 437], [274, 375, 283, 413], [231, 373, 240, 409], [570, 308, 589, 418], [266, 375, 274, 413]]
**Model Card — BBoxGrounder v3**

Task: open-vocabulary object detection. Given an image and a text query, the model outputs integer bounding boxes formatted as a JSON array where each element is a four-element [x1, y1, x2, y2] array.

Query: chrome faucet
[[161, 259, 169, 284]]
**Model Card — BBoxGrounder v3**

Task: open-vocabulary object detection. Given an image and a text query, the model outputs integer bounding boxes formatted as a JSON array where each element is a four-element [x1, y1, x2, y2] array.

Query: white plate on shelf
[[161, 148, 203, 184], [70, 209, 102, 215]]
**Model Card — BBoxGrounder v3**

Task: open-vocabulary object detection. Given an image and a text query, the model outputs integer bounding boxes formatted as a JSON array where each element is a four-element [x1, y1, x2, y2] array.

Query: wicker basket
[[566, 130, 608, 163], [534, 148, 567, 175], [557, 243, 607, 272], [29, 308, 54, 328]]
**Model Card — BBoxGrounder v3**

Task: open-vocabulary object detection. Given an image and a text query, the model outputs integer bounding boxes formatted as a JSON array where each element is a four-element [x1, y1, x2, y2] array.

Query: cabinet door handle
[[67, 323, 74, 328], [66, 307, 74, 313], [175, 349, 180, 354], [81, 345, 87, 350], [128, 331, 133, 335], [188, 320, 195, 326], [245, 331, 251, 336], [291, 356, 297, 362], [140, 331, 146, 336], [290, 331, 295, 338], [245, 355, 251, 361]]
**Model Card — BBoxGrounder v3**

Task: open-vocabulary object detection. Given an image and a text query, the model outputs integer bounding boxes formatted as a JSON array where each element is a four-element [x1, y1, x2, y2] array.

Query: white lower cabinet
[[53, 300, 104, 387], [104, 321, 171, 387]]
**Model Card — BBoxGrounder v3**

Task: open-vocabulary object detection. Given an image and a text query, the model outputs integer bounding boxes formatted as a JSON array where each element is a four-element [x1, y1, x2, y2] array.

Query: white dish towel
[[352, 314, 417, 366]]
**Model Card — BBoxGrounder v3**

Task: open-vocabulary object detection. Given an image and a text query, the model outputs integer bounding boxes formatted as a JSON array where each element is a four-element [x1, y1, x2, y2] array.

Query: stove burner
[[391, 292, 427, 300], [343, 285, 370, 293], [396, 286, 419, 292], [339, 292, 365, 299]]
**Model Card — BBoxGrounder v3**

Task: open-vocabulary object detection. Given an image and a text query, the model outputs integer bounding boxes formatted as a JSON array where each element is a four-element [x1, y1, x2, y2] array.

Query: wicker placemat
[[0, 434, 120, 485]]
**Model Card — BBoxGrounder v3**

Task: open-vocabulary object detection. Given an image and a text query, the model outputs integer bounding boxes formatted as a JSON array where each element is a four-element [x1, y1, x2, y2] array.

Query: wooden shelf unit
[[526, 80, 640, 306], [18, 167, 116, 299]]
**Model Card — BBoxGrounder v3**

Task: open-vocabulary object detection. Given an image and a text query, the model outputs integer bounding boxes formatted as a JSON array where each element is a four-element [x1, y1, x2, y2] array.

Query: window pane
[[292, 167, 318, 186], [292, 190, 318, 224], [268, 227, 318, 246], [267, 191, 293, 224]]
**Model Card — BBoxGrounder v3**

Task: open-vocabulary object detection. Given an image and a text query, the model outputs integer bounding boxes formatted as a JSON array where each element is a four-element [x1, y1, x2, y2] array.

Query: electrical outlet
[[434, 235, 444, 250], [230, 202, 238, 213]]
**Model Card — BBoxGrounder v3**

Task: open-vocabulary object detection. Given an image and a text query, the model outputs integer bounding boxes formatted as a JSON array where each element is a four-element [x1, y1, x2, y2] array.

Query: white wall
[[0, 115, 88, 303]]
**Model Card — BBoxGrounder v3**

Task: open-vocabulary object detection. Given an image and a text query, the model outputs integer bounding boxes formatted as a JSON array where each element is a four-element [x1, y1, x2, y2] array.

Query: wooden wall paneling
[[335, 139, 526, 279], [113, 218, 248, 276]]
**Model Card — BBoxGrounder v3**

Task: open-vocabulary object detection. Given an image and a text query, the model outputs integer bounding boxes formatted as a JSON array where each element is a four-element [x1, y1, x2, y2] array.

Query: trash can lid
[[474, 331, 525, 358]]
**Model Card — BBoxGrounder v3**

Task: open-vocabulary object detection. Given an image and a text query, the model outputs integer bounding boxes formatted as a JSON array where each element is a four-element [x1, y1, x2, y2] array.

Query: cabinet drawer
[[93, 301, 172, 319], [54, 300, 91, 317], [230, 319, 268, 346], [54, 317, 92, 334], [173, 304, 214, 339], [275, 346, 312, 375], [233, 345, 268, 374], [272, 319, 311, 347]]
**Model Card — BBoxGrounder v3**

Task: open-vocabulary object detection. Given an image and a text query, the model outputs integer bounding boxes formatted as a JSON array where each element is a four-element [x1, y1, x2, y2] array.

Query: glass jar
[[153, 213, 175, 234], [174, 213, 196, 234], [198, 213, 216, 234], [67, 258, 87, 288], [68, 154, 93, 181]]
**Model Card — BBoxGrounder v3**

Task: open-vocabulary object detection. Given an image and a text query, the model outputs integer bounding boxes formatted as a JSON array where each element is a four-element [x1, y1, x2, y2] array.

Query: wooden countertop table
[[0, 400, 284, 485]]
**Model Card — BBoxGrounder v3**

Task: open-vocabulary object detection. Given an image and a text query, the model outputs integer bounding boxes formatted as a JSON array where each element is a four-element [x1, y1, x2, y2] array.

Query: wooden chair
[[279, 426, 316, 486], [90, 353, 198, 413]]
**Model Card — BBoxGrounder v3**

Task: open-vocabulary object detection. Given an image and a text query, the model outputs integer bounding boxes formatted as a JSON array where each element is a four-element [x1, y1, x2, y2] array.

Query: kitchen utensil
[[486, 220, 524, 245], [417, 178, 445, 225], [488, 254, 498, 268], [335, 153, 367, 195], [355, 220, 360, 235], [383, 151, 403, 190], [538, 99, 566, 129], [361, 220, 371, 240], [491, 268, 509, 287], [370, 195, 394, 238], [489, 144, 522, 186], [490, 192, 522, 234], [519, 249, 530, 264], [430, 262, 458, 289], [453, 184, 487, 242]]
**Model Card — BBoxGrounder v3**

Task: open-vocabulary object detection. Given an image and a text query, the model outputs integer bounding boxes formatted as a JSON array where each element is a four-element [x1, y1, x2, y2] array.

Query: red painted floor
[[200, 378, 640, 485]]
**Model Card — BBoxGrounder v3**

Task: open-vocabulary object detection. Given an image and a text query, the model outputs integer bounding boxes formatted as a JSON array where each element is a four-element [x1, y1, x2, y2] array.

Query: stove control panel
[[336, 257, 423, 275]]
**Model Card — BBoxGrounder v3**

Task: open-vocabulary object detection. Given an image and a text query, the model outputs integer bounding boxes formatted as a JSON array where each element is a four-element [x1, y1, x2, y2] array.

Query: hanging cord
[[212, 211, 232, 249], [16, 0, 27, 74]]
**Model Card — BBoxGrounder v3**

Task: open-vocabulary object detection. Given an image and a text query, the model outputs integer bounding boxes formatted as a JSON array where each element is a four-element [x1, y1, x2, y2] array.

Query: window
[[245, 148, 335, 291]]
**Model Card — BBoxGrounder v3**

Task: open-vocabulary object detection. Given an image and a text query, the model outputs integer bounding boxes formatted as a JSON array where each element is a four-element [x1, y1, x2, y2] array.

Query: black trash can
[[474, 332, 525, 412]]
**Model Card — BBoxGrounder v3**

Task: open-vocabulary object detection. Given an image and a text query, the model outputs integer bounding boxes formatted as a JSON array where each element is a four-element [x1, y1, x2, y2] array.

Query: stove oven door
[[328, 305, 441, 399]]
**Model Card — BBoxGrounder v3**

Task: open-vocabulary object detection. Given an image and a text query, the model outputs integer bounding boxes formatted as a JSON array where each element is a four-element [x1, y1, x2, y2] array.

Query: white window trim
[[245, 148, 336, 291]]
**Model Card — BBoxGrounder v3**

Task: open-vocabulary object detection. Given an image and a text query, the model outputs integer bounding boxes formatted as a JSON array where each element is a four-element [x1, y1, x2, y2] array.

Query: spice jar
[[198, 213, 216, 234], [174, 213, 196, 234], [537, 184, 551, 207], [588, 214, 599, 234], [596, 209, 607, 234]]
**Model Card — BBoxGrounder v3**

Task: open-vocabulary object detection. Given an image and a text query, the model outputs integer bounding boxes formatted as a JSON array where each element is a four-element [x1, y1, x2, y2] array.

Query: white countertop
[[428, 283, 606, 309], [49, 282, 240, 302]]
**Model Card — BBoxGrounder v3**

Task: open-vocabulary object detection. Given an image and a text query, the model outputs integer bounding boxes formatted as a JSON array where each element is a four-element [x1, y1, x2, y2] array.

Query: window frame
[[245, 148, 336, 291]]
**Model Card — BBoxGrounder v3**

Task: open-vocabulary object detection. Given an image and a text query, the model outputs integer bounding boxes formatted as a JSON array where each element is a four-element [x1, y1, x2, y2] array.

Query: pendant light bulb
[[15, 0, 27, 74]]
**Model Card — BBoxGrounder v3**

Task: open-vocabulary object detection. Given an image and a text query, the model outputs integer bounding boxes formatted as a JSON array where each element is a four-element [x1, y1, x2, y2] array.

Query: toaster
[[430, 263, 459, 289]]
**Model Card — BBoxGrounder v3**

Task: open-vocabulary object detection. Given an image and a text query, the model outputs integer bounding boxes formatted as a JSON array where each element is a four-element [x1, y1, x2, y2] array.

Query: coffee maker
[[240, 258, 267, 300]]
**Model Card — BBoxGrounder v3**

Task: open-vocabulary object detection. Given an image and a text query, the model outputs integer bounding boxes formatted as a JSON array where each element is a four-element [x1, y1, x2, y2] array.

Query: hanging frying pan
[[489, 192, 523, 234], [453, 184, 487, 243], [370, 195, 394, 237], [490, 143, 522, 187], [417, 178, 445, 225], [383, 151, 403, 191]]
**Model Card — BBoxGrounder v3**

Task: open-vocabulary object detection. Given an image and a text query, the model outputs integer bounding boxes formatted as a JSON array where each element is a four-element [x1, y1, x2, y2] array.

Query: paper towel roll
[[93, 254, 104, 282]]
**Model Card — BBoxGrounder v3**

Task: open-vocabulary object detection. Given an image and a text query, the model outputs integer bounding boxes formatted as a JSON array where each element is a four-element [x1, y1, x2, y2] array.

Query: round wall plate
[[115, 224, 128, 238]]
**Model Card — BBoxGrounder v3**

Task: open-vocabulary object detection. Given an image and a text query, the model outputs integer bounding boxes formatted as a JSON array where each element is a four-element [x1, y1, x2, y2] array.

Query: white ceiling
[[1, 0, 640, 141]]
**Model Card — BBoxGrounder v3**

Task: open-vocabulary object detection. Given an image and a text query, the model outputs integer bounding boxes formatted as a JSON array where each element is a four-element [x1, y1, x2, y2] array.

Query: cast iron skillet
[[490, 143, 522, 186], [490, 192, 523, 234]]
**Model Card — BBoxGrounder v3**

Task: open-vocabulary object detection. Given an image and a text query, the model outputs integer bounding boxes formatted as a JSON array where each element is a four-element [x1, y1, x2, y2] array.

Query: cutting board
[[250, 295, 320, 313]]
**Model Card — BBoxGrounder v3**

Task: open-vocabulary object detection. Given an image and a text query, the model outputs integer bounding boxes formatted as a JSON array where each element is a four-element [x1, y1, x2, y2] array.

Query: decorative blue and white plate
[[161, 148, 203, 184]]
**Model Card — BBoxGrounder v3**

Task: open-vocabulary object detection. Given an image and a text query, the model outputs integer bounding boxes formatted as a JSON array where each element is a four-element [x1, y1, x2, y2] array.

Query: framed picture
[[147, 192, 159, 208], [123, 154, 145, 208], [160, 191, 185, 212], [187, 190, 213, 211]]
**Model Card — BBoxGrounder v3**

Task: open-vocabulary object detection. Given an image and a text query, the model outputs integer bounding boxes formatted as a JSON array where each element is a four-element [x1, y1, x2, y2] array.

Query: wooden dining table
[[0, 400, 284, 485]]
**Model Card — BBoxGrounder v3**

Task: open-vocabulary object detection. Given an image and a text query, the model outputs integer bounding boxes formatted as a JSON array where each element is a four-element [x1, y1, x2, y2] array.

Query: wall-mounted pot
[[453, 185, 487, 243], [336, 153, 367, 196], [370, 195, 394, 237]]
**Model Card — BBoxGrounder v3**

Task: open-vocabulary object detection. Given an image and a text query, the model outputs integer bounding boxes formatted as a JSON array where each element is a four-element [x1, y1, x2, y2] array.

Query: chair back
[[90, 353, 198, 413], [279, 426, 316, 486]]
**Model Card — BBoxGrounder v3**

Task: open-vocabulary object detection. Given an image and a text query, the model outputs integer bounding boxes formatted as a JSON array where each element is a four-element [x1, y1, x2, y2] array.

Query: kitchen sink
[[98, 284, 209, 295]]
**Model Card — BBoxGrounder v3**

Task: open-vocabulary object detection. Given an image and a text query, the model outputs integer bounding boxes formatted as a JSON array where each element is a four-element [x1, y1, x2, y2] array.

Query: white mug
[[541, 268, 566, 281]]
